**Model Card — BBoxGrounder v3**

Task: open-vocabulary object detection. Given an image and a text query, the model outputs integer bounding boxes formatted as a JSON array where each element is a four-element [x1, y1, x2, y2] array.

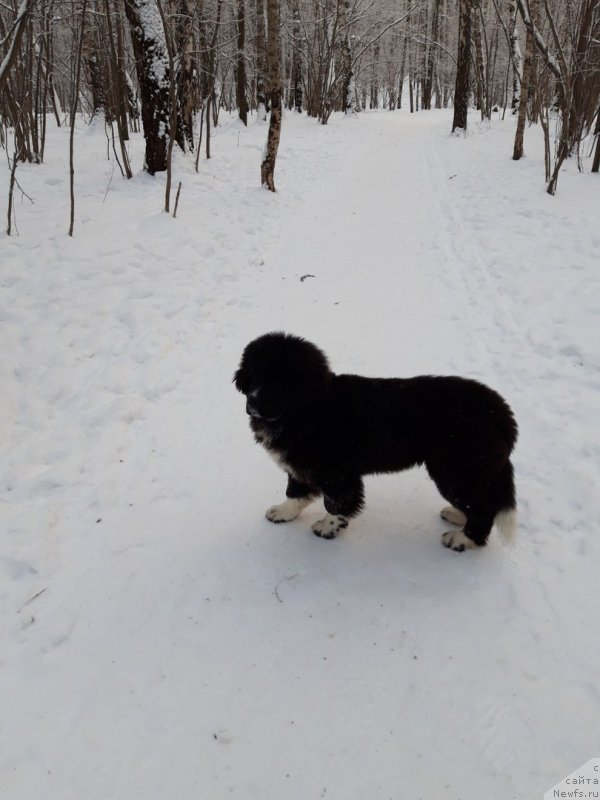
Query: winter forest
[[2, 0, 600, 210], [2, 1, 600, 799]]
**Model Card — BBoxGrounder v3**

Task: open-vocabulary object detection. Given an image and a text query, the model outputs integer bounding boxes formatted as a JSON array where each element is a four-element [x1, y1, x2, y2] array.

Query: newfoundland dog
[[234, 332, 518, 551]]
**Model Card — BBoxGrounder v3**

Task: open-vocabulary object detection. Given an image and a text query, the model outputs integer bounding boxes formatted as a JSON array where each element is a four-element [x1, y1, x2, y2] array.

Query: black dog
[[234, 332, 518, 551]]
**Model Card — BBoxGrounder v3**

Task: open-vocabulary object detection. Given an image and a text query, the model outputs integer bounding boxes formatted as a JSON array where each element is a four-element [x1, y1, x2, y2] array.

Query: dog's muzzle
[[246, 400, 280, 422]]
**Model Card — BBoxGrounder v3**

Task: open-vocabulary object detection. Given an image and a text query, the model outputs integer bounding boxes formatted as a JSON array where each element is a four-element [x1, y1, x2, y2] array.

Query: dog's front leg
[[312, 476, 365, 540], [266, 475, 320, 523]]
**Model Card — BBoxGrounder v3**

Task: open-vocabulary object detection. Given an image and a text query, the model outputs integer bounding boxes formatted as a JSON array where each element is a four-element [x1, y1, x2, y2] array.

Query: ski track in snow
[[1, 110, 599, 800]]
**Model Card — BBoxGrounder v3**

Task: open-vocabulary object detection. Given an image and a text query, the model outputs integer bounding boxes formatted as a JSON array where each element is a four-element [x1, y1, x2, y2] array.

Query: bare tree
[[592, 110, 600, 173], [1, 0, 41, 163], [236, 0, 249, 123], [69, 0, 88, 236], [172, 0, 197, 150], [452, 0, 473, 131], [124, 0, 171, 173], [514, 0, 600, 192], [2, 0, 598, 201], [472, 1, 486, 116], [261, 0, 282, 189], [512, 0, 537, 160], [253, 0, 268, 119], [0, 0, 35, 94], [290, 1, 303, 112], [423, 0, 442, 109], [507, 0, 522, 113]]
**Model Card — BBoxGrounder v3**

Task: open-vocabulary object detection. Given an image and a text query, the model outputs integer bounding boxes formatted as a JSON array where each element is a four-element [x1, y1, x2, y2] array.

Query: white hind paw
[[442, 529, 479, 552]]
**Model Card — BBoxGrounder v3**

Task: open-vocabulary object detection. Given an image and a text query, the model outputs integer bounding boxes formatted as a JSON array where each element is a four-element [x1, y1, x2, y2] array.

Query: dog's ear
[[233, 364, 248, 393]]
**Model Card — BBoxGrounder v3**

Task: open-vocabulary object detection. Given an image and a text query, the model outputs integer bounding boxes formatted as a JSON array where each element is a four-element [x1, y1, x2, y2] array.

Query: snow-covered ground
[[1, 108, 599, 800]]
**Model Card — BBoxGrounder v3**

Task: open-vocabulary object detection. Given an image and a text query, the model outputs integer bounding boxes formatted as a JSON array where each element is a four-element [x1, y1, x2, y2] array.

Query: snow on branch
[[515, 0, 564, 86], [0, 0, 35, 94]]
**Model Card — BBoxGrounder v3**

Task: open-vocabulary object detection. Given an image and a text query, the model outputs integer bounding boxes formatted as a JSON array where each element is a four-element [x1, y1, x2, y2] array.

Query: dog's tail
[[493, 460, 517, 543], [494, 508, 517, 543]]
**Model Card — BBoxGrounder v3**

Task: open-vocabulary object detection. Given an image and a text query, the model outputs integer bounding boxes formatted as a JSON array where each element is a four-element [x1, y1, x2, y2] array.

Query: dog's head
[[234, 332, 332, 422]]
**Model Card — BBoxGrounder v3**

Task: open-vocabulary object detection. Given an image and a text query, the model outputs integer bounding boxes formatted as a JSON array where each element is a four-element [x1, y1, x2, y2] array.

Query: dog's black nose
[[246, 399, 255, 416]]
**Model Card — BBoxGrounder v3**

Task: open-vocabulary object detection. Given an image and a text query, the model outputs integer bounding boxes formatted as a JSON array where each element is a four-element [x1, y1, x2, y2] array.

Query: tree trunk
[[339, 0, 354, 114], [82, 29, 106, 117], [69, 0, 87, 237], [398, 13, 408, 109], [0, 0, 35, 94], [115, 4, 139, 130], [592, 109, 600, 173], [452, 0, 473, 132], [172, 0, 196, 150], [123, 0, 171, 174], [370, 43, 380, 108], [565, 0, 598, 156], [423, 0, 441, 110], [472, 1, 486, 116], [261, 0, 282, 190], [547, 139, 568, 195], [102, 0, 133, 177], [291, 3, 302, 112], [236, 0, 249, 124], [512, 0, 538, 160], [254, 0, 268, 120], [508, 0, 522, 113]]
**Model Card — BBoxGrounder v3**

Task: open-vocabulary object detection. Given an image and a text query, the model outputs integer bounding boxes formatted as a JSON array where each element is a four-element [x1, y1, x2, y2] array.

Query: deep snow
[[1, 108, 599, 800]]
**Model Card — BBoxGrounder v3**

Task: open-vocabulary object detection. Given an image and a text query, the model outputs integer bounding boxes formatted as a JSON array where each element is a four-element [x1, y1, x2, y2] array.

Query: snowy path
[[2, 111, 599, 800]]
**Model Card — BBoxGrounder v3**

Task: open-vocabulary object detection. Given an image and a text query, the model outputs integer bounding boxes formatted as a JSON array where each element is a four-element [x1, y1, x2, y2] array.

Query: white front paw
[[266, 499, 302, 523], [440, 506, 467, 526], [312, 514, 348, 539]]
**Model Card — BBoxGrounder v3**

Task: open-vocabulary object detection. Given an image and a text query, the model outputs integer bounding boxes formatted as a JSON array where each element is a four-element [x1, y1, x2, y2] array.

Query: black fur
[[234, 332, 518, 550]]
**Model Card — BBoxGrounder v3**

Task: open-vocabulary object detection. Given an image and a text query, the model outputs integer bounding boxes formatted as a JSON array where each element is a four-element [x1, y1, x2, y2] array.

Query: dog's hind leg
[[266, 475, 320, 523], [430, 459, 512, 552], [442, 511, 494, 552], [442, 460, 517, 550]]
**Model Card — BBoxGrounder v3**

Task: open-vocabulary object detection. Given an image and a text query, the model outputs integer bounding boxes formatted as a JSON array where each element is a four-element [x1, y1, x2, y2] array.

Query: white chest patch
[[267, 448, 294, 474], [255, 430, 292, 473]]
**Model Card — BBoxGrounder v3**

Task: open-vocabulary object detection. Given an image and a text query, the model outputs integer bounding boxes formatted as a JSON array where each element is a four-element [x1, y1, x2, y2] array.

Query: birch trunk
[[508, 0, 522, 113], [0, 0, 35, 94], [254, 0, 268, 120], [513, 0, 538, 160], [260, 0, 282, 190], [291, 4, 302, 112]]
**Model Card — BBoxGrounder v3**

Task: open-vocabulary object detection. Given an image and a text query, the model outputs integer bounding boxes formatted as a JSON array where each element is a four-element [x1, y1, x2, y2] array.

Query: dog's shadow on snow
[[214, 484, 514, 615]]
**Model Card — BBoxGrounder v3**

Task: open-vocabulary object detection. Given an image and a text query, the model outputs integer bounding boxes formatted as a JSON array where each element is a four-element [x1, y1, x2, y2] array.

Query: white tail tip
[[495, 508, 517, 543]]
